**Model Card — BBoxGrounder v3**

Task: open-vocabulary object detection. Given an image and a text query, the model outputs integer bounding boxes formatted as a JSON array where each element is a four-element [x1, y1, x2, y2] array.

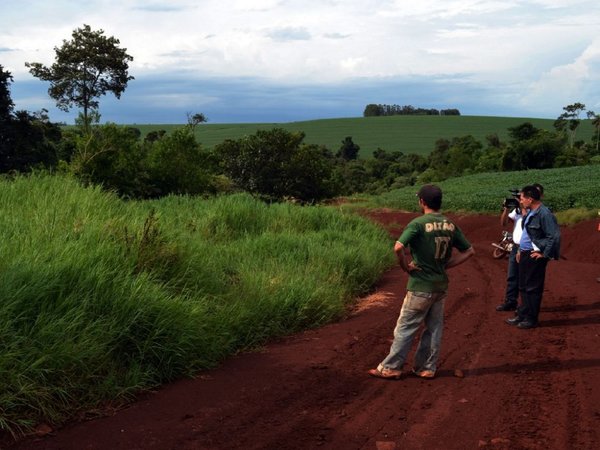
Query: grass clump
[[0, 174, 394, 437], [554, 208, 599, 225]]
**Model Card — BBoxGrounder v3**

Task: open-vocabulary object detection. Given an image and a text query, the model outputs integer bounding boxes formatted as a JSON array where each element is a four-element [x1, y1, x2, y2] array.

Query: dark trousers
[[504, 245, 519, 306], [518, 251, 548, 323]]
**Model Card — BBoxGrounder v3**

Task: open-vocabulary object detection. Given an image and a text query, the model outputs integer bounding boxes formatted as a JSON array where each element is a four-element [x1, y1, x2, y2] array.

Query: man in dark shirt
[[506, 185, 560, 329]]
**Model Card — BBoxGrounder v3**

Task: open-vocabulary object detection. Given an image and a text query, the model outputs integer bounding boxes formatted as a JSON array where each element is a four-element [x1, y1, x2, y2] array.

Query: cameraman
[[495, 191, 524, 312]]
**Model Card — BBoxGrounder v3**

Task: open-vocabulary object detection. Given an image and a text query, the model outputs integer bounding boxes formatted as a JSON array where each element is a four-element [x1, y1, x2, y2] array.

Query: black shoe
[[496, 303, 517, 311], [517, 320, 538, 329], [505, 316, 523, 326]]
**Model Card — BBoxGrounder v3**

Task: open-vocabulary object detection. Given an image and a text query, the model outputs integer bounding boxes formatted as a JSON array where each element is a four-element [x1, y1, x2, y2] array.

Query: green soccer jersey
[[397, 213, 471, 292]]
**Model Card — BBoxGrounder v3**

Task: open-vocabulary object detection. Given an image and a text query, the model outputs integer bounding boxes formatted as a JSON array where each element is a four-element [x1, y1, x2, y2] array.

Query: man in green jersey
[[369, 184, 475, 380]]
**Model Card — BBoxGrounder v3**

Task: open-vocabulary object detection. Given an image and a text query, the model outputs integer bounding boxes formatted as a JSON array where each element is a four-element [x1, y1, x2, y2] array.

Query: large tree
[[26, 24, 134, 127], [0, 65, 14, 121], [587, 110, 600, 155], [0, 66, 15, 167], [554, 102, 586, 149], [0, 66, 62, 173]]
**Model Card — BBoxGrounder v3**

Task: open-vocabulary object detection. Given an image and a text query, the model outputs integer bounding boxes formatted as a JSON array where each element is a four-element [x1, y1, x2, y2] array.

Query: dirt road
[[9, 212, 600, 450]]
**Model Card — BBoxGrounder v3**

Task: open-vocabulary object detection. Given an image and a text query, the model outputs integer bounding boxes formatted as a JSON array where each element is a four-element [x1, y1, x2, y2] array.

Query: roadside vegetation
[[0, 174, 393, 436]]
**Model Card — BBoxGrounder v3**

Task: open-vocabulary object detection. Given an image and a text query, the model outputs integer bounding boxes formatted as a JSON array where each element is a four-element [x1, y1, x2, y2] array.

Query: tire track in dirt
[[441, 252, 497, 367]]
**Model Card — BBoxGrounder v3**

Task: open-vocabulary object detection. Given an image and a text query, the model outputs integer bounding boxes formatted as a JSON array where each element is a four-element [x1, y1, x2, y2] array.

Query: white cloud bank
[[1, 0, 599, 121]]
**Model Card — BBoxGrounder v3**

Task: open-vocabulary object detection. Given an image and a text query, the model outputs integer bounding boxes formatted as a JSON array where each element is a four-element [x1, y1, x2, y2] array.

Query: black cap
[[416, 184, 443, 209]]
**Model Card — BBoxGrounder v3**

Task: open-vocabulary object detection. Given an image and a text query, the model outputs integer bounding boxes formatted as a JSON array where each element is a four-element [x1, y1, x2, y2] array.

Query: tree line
[[363, 104, 461, 117], [2, 25, 600, 204]]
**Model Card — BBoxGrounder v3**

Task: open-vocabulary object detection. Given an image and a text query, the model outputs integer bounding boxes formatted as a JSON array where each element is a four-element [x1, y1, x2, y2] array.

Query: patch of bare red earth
[[7, 212, 600, 450]]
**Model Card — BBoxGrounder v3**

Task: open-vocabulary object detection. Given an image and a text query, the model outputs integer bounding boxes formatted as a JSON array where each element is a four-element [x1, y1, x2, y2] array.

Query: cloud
[[323, 32, 351, 39], [529, 0, 592, 8], [340, 57, 366, 74], [11, 72, 533, 124], [377, 0, 520, 20], [233, 0, 282, 12], [266, 27, 312, 42], [132, 5, 185, 12], [3, 0, 600, 122], [130, 1, 192, 12], [158, 49, 208, 58], [522, 38, 600, 112]]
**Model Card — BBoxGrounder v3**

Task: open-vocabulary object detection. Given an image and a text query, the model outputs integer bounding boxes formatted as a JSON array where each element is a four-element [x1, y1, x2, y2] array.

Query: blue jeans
[[379, 290, 447, 373], [504, 245, 519, 306]]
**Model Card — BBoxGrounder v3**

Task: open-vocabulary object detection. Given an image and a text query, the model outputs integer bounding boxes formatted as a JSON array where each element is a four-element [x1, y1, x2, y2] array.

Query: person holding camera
[[506, 185, 560, 329], [496, 190, 524, 312], [368, 185, 474, 380]]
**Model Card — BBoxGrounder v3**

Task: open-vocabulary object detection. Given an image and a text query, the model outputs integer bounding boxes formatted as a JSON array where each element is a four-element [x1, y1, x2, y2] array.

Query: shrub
[[217, 128, 338, 202], [69, 121, 150, 198], [146, 127, 215, 197]]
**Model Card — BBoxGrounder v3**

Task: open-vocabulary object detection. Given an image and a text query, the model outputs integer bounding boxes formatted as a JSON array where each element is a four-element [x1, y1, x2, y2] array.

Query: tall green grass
[[131, 115, 596, 156], [350, 165, 600, 213], [0, 175, 394, 436]]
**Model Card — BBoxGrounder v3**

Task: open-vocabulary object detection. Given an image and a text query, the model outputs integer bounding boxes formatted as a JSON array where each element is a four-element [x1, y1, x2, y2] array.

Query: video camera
[[502, 189, 521, 210]]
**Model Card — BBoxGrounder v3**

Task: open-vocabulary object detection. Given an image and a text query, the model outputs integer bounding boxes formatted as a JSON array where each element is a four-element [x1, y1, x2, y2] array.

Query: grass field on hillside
[[131, 116, 596, 157]]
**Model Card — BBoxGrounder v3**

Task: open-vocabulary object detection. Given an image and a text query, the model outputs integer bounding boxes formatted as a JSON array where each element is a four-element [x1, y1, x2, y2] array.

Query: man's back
[[398, 213, 470, 292]]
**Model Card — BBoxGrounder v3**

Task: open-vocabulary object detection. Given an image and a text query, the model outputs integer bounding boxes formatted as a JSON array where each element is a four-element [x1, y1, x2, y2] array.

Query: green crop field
[[130, 115, 596, 157]]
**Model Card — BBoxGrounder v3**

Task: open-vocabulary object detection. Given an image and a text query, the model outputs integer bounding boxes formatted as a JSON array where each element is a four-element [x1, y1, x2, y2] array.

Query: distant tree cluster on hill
[[363, 104, 461, 117]]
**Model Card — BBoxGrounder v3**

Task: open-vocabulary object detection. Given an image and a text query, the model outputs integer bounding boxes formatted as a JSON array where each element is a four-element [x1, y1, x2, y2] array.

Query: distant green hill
[[131, 115, 596, 157]]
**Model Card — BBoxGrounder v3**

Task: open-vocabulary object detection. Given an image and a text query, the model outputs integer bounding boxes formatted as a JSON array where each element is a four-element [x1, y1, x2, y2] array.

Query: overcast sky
[[1, 0, 599, 124]]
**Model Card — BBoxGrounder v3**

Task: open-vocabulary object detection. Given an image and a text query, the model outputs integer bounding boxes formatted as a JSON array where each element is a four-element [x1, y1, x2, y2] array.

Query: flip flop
[[368, 367, 402, 380]]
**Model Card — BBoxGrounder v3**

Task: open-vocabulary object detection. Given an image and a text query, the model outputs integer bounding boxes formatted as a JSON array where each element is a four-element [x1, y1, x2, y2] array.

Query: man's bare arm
[[394, 241, 419, 273]]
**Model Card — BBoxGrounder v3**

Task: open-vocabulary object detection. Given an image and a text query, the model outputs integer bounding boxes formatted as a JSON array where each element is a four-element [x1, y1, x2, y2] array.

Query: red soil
[[7, 212, 600, 450]]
